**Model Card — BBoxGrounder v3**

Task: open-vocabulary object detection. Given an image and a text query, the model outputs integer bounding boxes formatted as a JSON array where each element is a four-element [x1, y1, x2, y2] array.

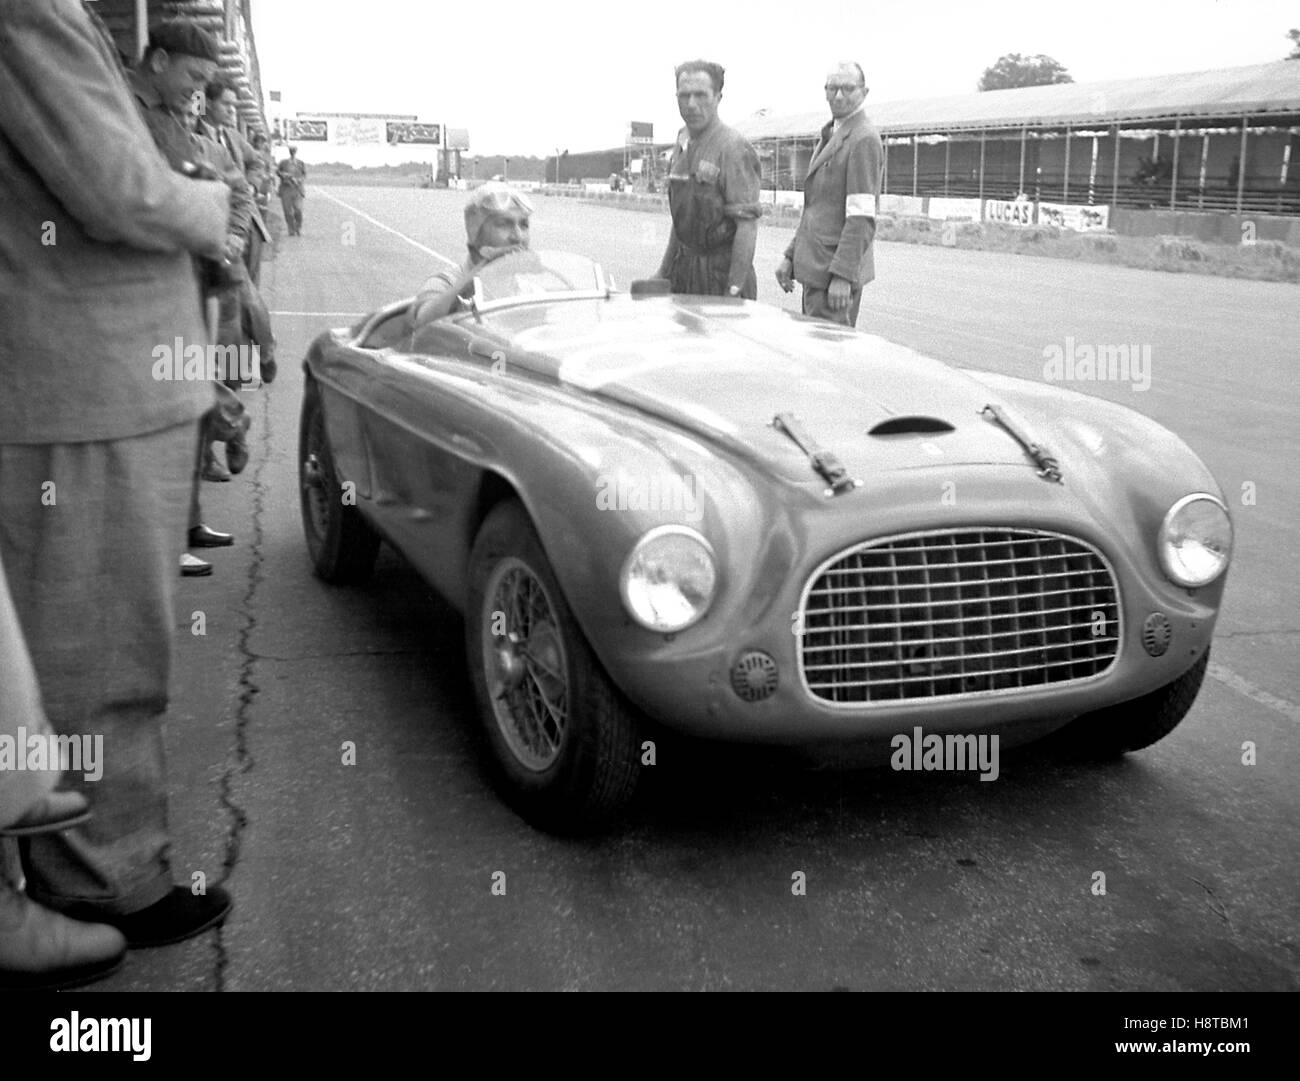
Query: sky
[[250, 0, 1299, 157]]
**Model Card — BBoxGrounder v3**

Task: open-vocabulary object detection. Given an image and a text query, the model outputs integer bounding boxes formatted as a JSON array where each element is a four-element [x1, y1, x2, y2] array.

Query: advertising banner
[[879, 194, 924, 216], [334, 117, 387, 147], [984, 198, 1036, 225], [1038, 202, 1111, 232], [927, 197, 981, 221], [387, 122, 442, 145], [286, 118, 327, 141]]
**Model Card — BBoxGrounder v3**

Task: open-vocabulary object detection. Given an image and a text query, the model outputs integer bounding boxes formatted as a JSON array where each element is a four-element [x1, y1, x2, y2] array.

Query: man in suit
[[776, 62, 884, 327], [0, 0, 235, 956], [201, 77, 272, 286], [198, 76, 277, 482]]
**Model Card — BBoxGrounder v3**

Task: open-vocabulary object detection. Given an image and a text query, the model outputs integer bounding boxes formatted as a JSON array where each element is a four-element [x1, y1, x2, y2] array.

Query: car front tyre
[[466, 500, 641, 833], [1058, 649, 1210, 757], [299, 379, 380, 584]]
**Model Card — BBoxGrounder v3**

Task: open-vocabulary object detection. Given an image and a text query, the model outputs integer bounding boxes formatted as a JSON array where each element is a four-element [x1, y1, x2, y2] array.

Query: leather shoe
[[189, 524, 234, 548], [65, 886, 233, 949], [180, 553, 212, 577], [202, 449, 232, 482], [1, 790, 90, 837], [0, 885, 126, 990], [226, 436, 249, 475]]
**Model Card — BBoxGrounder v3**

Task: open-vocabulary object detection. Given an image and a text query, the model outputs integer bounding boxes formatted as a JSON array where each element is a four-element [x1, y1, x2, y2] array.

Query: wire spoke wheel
[[483, 559, 569, 771], [302, 439, 332, 549], [467, 500, 642, 831]]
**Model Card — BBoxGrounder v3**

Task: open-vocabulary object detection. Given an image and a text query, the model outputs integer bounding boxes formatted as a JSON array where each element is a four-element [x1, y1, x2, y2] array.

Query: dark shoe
[[180, 553, 212, 577], [259, 354, 277, 385], [202, 457, 232, 482], [189, 524, 234, 548], [226, 436, 249, 475], [0, 885, 126, 990], [66, 886, 232, 949], [1, 790, 90, 837]]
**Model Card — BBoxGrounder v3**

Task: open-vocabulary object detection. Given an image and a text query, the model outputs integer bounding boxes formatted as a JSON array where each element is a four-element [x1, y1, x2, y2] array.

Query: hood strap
[[772, 412, 858, 496]]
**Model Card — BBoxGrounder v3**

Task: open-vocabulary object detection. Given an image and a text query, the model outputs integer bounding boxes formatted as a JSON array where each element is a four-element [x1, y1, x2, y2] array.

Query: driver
[[411, 181, 534, 325]]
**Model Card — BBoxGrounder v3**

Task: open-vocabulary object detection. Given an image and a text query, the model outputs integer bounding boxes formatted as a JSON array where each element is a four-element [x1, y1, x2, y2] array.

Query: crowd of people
[[0, 1, 307, 988]]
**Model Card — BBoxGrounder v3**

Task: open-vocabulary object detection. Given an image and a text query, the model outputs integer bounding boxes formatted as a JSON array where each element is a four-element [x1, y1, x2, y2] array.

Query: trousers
[[0, 550, 55, 828], [0, 421, 196, 912], [280, 190, 304, 234], [801, 282, 864, 328]]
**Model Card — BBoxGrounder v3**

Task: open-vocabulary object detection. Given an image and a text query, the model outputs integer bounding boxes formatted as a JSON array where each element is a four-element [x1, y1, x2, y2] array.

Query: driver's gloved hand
[[477, 244, 528, 262]]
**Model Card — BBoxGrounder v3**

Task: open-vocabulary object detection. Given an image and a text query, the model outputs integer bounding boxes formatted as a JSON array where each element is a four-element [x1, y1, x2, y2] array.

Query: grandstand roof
[[735, 60, 1300, 140]]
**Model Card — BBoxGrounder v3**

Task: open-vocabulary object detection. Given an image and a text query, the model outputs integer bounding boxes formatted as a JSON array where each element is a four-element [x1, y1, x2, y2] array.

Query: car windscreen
[[474, 250, 605, 309]]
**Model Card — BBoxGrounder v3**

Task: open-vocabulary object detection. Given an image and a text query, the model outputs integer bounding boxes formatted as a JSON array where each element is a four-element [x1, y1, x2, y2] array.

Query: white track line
[[1208, 662, 1300, 723], [316, 190, 457, 267]]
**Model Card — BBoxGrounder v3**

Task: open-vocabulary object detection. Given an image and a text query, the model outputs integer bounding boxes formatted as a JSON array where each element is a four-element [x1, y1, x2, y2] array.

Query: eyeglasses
[[825, 84, 864, 97]]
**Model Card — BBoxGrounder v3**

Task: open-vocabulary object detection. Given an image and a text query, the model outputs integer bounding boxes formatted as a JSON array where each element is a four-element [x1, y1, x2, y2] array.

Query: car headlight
[[620, 526, 717, 632], [1158, 494, 1232, 587]]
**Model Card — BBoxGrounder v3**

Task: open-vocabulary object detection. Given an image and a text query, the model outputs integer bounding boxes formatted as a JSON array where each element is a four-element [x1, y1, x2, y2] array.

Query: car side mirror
[[630, 278, 671, 298]]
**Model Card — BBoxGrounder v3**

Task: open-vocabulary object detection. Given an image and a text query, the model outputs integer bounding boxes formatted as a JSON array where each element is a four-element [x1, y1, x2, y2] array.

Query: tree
[[1287, 28, 1300, 59], [978, 53, 1073, 91]]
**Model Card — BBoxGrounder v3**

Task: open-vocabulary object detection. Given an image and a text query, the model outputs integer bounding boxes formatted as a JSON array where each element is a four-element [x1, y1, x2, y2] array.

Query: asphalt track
[[90, 187, 1298, 991]]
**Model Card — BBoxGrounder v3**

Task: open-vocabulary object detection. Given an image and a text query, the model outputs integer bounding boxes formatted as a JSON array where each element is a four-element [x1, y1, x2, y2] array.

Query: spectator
[[0, 0, 234, 946], [278, 145, 306, 235], [126, 19, 250, 565], [776, 62, 883, 327], [201, 77, 270, 285], [1, 550, 127, 990], [198, 77, 277, 480]]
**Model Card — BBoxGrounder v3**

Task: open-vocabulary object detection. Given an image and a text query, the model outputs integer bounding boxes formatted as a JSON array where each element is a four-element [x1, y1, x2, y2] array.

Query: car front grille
[[799, 528, 1120, 704]]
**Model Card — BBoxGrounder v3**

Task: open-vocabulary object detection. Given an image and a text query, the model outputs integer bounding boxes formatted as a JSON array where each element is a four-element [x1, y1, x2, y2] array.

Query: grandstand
[[735, 61, 1300, 217]]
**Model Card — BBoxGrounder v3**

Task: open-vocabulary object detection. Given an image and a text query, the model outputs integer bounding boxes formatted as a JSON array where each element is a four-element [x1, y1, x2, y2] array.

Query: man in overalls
[[278, 145, 306, 235], [655, 59, 762, 298]]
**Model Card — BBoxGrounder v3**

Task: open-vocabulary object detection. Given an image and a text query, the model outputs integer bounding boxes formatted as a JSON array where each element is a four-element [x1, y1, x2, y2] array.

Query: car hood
[[483, 296, 1037, 484]]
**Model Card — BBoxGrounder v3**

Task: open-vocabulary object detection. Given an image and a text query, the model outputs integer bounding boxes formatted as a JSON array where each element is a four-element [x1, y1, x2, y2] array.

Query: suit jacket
[[199, 118, 267, 240], [785, 109, 884, 289], [0, 0, 229, 444]]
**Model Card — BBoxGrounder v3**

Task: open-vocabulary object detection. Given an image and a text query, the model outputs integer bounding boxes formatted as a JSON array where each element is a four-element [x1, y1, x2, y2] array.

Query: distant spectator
[[278, 145, 306, 235]]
